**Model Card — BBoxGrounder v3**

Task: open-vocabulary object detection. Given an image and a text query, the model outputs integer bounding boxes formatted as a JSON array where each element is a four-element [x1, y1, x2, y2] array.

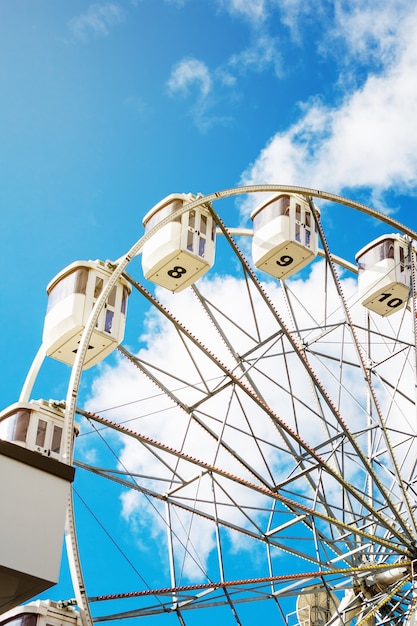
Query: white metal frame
[[15, 184, 417, 626]]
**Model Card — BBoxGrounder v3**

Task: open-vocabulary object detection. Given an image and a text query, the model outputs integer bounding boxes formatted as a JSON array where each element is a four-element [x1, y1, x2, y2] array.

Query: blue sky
[[2, 1, 417, 625], [2, 0, 417, 403]]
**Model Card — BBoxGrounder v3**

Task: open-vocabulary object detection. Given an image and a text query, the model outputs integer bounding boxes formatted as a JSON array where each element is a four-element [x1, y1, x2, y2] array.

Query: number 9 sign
[[276, 255, 293, 267]]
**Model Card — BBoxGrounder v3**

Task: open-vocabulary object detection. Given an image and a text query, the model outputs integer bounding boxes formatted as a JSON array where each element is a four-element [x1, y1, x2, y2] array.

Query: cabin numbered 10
[[250, 193, 319, 280], [42, 260, 131, 369], [0, 400, 75, 613], [141, 193, 216, 292], [356, 234, 413, 317]]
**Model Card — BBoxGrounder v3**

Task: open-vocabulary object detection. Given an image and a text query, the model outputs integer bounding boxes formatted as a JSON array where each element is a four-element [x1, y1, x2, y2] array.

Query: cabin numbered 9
[[42, 260, 131, 369], [356, 234, 413, 317], [250, 193, 319, 280], [141, 193, 216, 292], [0, 401, 75, 612]]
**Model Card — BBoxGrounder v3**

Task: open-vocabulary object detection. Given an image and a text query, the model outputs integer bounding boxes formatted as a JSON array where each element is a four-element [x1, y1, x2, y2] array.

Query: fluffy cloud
[[330, 0, 413, 66], [217, 0, 270, 24], [166, 57, 241, 130], [167, 58, 213, 99], [165, 0, 417, 169], [218, 0, 412, 60], [228, 33, 283, 77], [240, 7, 417, 214], [69, 2, 125, 40], [165, 37, 284, 128]]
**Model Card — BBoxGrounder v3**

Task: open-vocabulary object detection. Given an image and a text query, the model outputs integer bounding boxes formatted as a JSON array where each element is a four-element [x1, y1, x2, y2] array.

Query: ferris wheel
[[1, 185, 417, 626]]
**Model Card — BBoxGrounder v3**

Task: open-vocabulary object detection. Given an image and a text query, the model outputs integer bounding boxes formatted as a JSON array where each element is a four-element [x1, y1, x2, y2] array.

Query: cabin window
[[121, 287, 128, 314], [47, 268, 88, 313], [400, 246, 405, 273], [103, 286, 116, 334], [357, 239, 395, 272], [200, 213, 207, 235], [94, 277, 104, 330], [144, 199, 183, 232], [199, 238, 206, 257], [105, 310, 114, 333], [397, 245, 413, 285], [13, 410, 31, 442], [189, 210, 196, 230], [0, 409, 30, 443], [94, 276, 104, 299], [305, 211, 312, 247], [252, 195, 291, 230], [187, 230, 194, 251], [107, 286, 116, 307], [0, 614, 38, 626], [51, 424, 63, 454], [36, 419, 48, 448], [184, 210, 210, 258]]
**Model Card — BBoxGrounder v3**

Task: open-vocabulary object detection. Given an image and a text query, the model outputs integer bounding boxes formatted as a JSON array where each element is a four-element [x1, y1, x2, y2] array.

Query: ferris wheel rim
[[52, 185, 417, 625]]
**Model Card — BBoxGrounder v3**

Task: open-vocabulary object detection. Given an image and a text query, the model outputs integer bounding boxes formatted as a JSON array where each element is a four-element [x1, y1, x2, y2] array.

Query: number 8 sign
[[167, 266, 187, 279]]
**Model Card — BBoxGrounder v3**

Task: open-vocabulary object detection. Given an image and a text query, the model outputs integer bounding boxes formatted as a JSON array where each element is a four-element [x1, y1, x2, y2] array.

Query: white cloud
[[330, 0, 413, 67], [240, 7, 417, 214], [166, 57, 236, 131], [165, 2, 287, 129], [166, 37, 284, 128], [228, 33, 283, 77], [218, 0, 413, 64], [69, 2, 125, 40], [217, 0, 270, 25], [167, 2, 417, 132], [167, 58, 213, 99]]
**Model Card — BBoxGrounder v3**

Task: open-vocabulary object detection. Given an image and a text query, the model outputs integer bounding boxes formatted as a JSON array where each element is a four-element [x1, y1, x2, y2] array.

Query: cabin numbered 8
[[0, 401, 75, 612], [355, 234, 413, 317], [141, 193, 216, 292], [250, 193, 319, 280], [42, 260, 131, 369]]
